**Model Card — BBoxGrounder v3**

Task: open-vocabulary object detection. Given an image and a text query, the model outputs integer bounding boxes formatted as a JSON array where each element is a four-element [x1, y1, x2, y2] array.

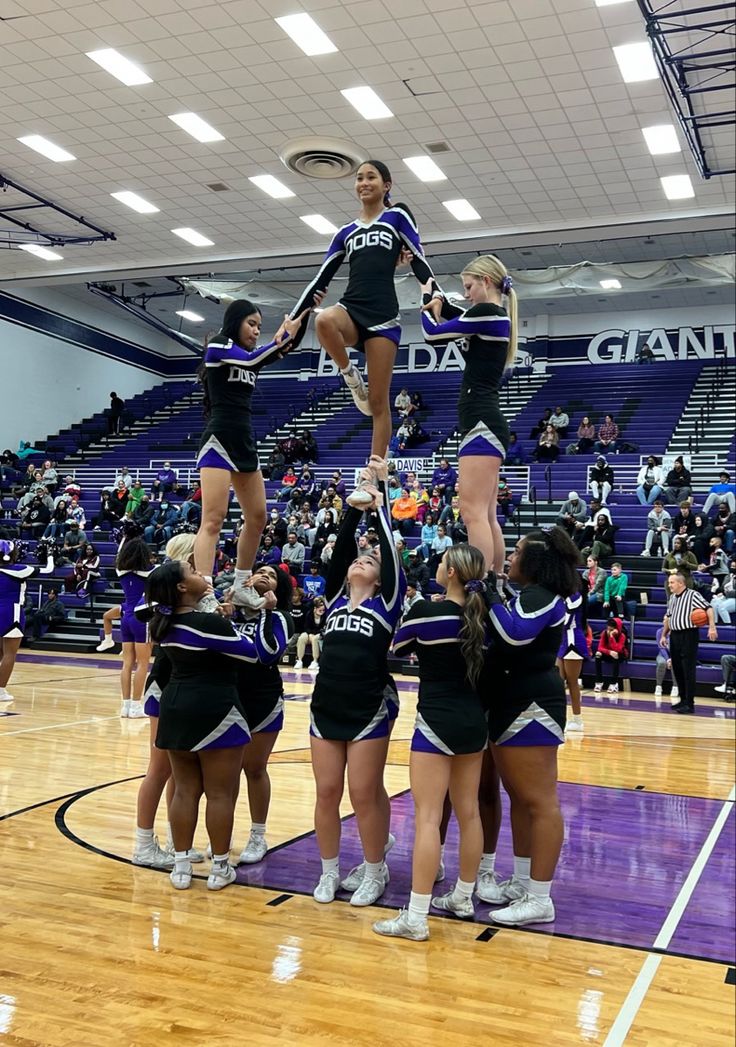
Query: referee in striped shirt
[[661, 572, 718, 714]]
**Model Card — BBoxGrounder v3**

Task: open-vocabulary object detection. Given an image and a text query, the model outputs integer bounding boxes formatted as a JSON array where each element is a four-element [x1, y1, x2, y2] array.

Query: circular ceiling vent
[[279, 136, 367, 180]]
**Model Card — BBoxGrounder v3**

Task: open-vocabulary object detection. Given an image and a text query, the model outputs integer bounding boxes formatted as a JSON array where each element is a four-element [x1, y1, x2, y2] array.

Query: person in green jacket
[[125, 479, 146, 514], [603, 562, 628, 619]]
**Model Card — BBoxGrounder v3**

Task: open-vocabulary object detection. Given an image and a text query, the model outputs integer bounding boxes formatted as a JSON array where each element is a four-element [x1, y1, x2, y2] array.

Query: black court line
[[0, 774, 143, 822], [267, 894, 293, 907], [476, 927, 499, 942], [7, 673, 113, 687], [726, 968, 735, 985]]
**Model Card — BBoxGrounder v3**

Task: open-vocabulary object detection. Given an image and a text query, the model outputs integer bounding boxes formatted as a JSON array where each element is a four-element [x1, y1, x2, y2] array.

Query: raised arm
[[421, 303, 511, 345], [375, 480, 404, 617], [204, 334, 291, 372], [324, 506, 362, 607]]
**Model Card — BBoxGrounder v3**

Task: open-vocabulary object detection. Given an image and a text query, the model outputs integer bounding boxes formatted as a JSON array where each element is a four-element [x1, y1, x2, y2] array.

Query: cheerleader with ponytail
[[374, 543, 489, 941]]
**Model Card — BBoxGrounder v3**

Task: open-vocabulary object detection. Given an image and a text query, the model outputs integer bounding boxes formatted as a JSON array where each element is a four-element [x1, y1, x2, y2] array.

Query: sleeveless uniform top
[[117, 569, 153, 616]]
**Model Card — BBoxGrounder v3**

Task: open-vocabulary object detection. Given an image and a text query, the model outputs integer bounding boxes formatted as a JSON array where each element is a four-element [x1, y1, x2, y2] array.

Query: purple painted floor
[[236, 783, 736, 964]]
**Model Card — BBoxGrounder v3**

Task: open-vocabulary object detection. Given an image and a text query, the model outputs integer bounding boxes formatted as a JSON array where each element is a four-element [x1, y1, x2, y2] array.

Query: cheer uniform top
[[290, 204, 440, 350], [310, 481, 406, 741], [197, 333, 293, 473], [421, 302, 511, 458], [482, 585, 567, 745], [393, 599, 488, 755], [117, 568, 154, 645], [234, 610, 293, 733], [0, 557, 54, 637], [155, 610, 282, 751], [557, 589, 589, 661]]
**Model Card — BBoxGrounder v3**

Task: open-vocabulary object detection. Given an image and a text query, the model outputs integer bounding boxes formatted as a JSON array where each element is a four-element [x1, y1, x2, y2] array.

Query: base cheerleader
[[0, 539, 53, 702]]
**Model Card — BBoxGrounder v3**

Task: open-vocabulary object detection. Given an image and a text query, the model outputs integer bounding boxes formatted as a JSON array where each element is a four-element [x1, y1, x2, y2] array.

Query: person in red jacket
[[593, 617, 628, 694]]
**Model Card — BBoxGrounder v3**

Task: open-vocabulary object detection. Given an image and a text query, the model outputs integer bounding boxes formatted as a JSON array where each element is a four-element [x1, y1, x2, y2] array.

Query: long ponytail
[[444, 543, 487, 687], [461, 254, 517, 368]]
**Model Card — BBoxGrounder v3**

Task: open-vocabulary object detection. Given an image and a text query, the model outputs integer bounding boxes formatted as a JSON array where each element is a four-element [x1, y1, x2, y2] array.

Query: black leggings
[[595, 653, 620, 683]]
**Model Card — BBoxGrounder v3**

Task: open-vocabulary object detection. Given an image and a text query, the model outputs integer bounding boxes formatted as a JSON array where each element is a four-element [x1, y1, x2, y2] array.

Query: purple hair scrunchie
[[500, 275, 513, 296], [155, 603, 173, 615], [465, 579, 485, 594]]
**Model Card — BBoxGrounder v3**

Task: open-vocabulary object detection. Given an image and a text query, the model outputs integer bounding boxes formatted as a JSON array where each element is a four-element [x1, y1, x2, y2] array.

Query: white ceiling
[[0, 0, 734, 285]]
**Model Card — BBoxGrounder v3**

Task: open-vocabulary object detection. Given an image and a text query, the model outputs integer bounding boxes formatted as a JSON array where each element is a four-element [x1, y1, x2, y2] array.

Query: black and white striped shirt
[[665, 588, 710, 631]]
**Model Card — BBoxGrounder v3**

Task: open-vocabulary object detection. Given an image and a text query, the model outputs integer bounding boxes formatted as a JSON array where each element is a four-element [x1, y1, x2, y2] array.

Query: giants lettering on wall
[[586, 325, 734, 364]]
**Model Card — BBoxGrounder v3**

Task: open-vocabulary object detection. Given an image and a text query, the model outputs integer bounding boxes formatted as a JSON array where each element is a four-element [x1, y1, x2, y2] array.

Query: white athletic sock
[[212, 852, 230, 866], [479, 852, 496, 875], [135, 827, 154, 848], [250, 822, 266, 837], [364, 860, 384, 879], [528, 878, 552, 900], [234, 568, 252, 587], [408, 891, 431, 924], [321, 856, 339, 876], [174, 850, 190, 871], [572, 713, 583, 724], [339, 364, 355, 376], [453, 878, 475, 901], [513, 855, 531, 886]]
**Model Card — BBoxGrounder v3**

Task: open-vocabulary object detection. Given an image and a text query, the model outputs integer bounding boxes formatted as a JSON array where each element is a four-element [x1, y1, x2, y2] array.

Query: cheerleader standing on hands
[[309, 457, 406, 906], [374, 544, 488, 941], [421, 255, 517, 573], [0, 539, 53, 702]]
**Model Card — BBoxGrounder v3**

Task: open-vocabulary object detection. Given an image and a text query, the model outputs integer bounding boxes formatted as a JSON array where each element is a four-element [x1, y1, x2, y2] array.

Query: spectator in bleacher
[[636, 456, 664, 505], [430, 459, 457, 504], [258, 534, 282, 567], [150, 462, 177, 502], [672, 500, 696, 540], [277, 467, 298, 501], [326, 471, 346, 499], [589, 456, 614, 505], [303, 562, 326, 598], [17, 441, 41, 460], [267, 508, 288, 547], [549, 406, 570, 438], [387, 475, 402, 504], [712, 503, 735, 554], [698, 536, 730, 590], [64, 543, 100, 596], [320, 533, 337, 568], [594, 414, 619, 454], [556, 492, 587, 536], [282, 531, 305, 578], [394, 388, 412, 417], [703, 471, 736, 516], [402, 582, 423, 616], [294, 596, 326, 672], [291, 468, 316, 508], [125, 479, 146, 514], [580, 512, 616, 560], [529, 407, 552, 441], [143, 501, 180, 549], [654, 628, 674, 698], [504, 431, 525, 465], [711, 562, 735, 624], [24, 588, 67, 642], [715, 653, 735, 700], [392, 488, 418, 536], [132, 496, 154, 531], [409, 479, 430, 523], [43, 499, 70, 540], [638, 343, 655, 364], [108, 392, 125, 434], [92, 491, 123, 532], [410, 390, 424, 414], [0, 449, 21, 489], [497, 477, 515, 525], [428, 487, 443, 517], [662, 536, 698, 595], [641, 499, 672, 557], [585, 554, 607, 612], [59, 521, 87, 563], [602, 563, 628, 619], [19, 494, 50, 538], [178, 485, 202, 525], [439, 494, 461, 529], [41, 461, 58, 494], [299, 430, 319, 464], [534, 424, 560, 462], [663, 457, 692, 504], [263, 445, 286, 482], [429, 524, 453, 575], [58, 475, 81, 503], [420, 512, 437, 559], [689, 512, 714, 564], [406, 549, 430, 594], [593, 617, 628, 694]]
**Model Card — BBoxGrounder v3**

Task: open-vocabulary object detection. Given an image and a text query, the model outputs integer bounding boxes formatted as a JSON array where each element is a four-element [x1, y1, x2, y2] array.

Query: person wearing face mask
[[144, 500, 180, 549], [193, 299, 314, 610], [636, 456, 664, 505]]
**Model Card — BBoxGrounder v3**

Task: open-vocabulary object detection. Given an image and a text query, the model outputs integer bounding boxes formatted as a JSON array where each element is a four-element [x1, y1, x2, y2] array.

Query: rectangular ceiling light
[[172, 227, 214, 247], [642, 123, 680, 155], [249, 174, 295, 199], [341, 86, 393, 120], [595, 0, 634, 6], [19, 243, 63, 261], [613, 42, 658, 82], [600, 279, 622, 289], [176, 310, 205, 322], [168, 112, 224, 143], [17, 134, 75, 162], [275, 13, 338, 56], [86, 48, 152, 86], [443, 199, 481, 221], [300, 214, 338, 235], [403, 155, 447, 182], [661, 174, 695, 199], [111, 190, 159, 214]]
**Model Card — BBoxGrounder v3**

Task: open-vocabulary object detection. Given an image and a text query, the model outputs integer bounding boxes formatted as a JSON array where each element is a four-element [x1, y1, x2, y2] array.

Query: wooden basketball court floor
[[1, 651, 734, 1047]]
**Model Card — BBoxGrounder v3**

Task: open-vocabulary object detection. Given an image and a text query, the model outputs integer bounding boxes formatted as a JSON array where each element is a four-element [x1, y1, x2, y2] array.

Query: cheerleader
[[309, 457, 406, 906], [556, 576, 588, 733], [482, 527, 580, 926], [193, 298, 313, 605], [0, 539, 53, 701], [288, 160, 442, 496], [114, 536, 155, 718], [232, 564, 294, 864], [420, 255, 518, 573], [373, 544, 488, 941], [144, 559, 283, 891]]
